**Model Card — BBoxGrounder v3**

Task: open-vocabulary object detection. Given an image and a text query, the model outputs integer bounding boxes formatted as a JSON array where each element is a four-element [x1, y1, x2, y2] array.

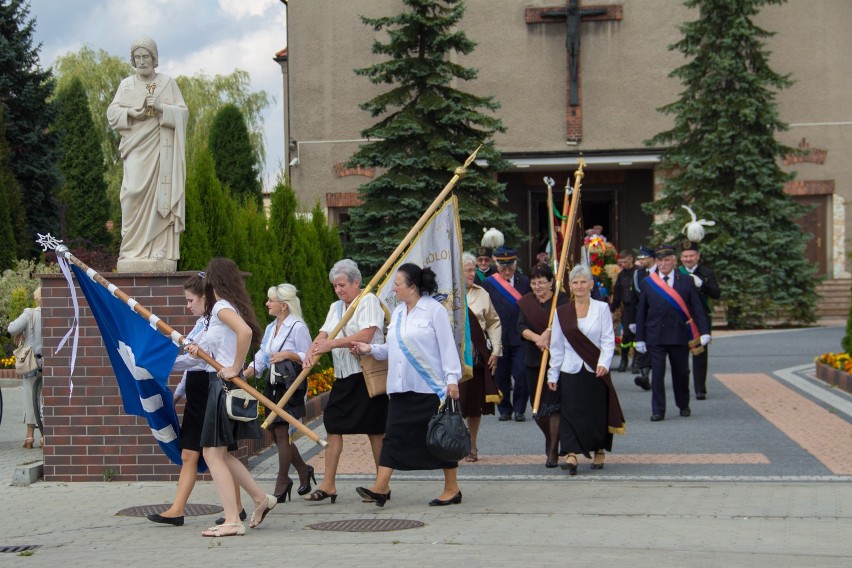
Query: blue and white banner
[[71, 265, 182, 466]]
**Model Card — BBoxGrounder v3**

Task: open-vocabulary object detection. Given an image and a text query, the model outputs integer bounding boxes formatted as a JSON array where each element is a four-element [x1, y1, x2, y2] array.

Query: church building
[[276, 0, 851, 280]]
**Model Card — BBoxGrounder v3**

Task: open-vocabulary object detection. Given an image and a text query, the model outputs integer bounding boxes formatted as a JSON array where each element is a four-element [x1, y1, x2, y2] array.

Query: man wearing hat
[[481, 246, 532, 421], [635, 244, 711, 422], [630, 246, 655, 388], [474, 246, 497, 282], [610, 249, 637, 373], [679, 241, 721, 400]]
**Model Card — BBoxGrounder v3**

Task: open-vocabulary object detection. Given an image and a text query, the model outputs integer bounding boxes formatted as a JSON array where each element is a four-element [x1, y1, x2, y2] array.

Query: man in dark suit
[[635, 244, 711, 422], [481, 246, 532, 422], [679, 241, 721, 400], [630, 246, 654, 389]]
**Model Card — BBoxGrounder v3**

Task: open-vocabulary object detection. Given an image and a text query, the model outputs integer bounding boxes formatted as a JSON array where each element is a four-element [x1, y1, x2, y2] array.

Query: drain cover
[[0, 545, 40, 553], [309, 519, 425, 532], [116, 503, 223, 517]]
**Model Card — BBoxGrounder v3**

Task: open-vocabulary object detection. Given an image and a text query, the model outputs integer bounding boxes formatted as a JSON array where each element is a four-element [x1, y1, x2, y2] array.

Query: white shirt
[[319, 293, 385, 379], [370, 296, 462, 395], [658, 270, 675, 287], [203, 300, 239, 372], [172, 317, 209, 398], [547, 299, 615, 382], [251, 315, 311, 375]]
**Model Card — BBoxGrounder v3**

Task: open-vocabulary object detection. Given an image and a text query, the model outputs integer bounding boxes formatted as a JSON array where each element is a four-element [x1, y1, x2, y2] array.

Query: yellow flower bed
[[815, 353, 852, 374], [1, 355, 15, 369], [307, 367, 336, 399]]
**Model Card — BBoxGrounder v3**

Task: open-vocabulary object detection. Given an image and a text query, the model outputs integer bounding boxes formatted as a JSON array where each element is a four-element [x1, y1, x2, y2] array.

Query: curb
[[11, 461, 43, 486]]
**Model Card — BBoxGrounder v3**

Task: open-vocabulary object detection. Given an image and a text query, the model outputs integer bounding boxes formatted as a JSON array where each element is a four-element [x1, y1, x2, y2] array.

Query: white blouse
[[202, 300, 239, 372], [547, 299, 615, 383], [319, 294, 385, 379], [370, 296, 461, 396], [250, 315, 312, 375]]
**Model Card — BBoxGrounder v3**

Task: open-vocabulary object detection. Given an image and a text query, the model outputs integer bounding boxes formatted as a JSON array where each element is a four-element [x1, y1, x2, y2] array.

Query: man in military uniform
[[631, 246, 654, 389], [679, 241, 721, 400], [610, 250, 636, 372]]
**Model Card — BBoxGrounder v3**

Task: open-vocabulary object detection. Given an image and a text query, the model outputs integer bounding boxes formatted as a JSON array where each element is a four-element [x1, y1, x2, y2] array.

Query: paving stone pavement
[[1, 324, 851, 566]]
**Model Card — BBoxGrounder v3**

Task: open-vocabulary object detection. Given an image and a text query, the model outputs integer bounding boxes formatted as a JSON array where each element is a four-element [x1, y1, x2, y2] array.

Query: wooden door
[[794, 195, 828, 276]]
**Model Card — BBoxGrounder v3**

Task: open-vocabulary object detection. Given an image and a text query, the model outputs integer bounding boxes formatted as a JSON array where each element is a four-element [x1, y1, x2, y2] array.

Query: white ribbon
[[54, 255, 80, 398]]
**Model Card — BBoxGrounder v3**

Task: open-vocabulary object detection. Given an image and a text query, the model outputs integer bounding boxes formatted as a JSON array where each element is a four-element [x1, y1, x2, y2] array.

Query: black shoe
[[616, 356, 628, 373], [429, 491, 462, 506], [696, 393, 706, 400], [561, 455, 578, 476], [545, 459, 559, 468], [297, 465, 317, 496], [215, 508, 246, 525], [629, 357, 639, 374], [634, 376, 651, 391], [680, 408, 691, 417], [275, 480, 294, 503], [498, 414, 512, 422], [650, 414, 665, 422], [147, 513, 184, 526], [356, 487, 389, 508], [514, 413, 526, 422]]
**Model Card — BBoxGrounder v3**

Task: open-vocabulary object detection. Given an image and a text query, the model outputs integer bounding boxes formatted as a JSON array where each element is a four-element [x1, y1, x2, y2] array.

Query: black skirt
[[199, 373, 261, 451], [380, 392, 457, 471], [526, 365, 560, 417], [179, 370, 209, 452], [264, 381, 307, 425], [458, 362, 495, 418], [323, 372, 388, 435], [558, 368, 613, 458]]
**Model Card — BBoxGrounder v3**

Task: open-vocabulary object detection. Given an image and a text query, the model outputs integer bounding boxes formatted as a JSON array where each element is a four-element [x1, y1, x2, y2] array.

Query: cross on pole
[[526, 2, 623, 142]]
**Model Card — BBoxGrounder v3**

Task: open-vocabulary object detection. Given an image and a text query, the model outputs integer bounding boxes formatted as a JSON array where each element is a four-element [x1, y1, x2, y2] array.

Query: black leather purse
[[426, 397, 471, 462], [270, 323, 299, 388]]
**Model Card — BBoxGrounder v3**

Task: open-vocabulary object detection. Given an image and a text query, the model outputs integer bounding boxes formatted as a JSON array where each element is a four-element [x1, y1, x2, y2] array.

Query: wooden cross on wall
[[526, 1, 623, 142]]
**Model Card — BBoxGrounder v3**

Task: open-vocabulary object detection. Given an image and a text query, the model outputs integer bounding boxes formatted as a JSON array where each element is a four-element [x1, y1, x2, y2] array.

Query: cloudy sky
[[27, 0, 288, 188]]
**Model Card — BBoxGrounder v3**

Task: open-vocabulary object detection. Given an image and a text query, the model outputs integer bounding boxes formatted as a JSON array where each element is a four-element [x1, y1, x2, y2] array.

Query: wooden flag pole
[[39, 236, 326, 447], [260, 145, 483, 429], [531, 159, 585, 415]]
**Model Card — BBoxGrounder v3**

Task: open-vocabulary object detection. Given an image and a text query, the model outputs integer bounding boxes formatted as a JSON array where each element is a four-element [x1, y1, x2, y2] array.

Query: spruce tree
[[178, 149, 213, 271], [209, 103, 263, 205], [645, 0, 817, 328], [344, 0, 517, 273], [0, 107, 22, 268], [0, 0, 61, 253], [55, 77, 110, 246]]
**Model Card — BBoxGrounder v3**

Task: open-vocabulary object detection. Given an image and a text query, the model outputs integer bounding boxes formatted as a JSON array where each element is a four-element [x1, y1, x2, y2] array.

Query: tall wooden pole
[[531, 159, 585, 415], [261, 145, 483, 429]]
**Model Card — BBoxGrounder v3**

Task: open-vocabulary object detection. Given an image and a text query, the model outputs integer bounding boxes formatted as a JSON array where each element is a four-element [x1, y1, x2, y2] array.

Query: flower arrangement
[[815, 353, 852, 374], [1, 355, 15, 369], [585, 236, 619, 298]]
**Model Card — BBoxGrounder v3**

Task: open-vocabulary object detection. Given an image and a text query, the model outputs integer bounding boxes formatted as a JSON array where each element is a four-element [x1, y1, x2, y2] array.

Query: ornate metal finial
[[454, 144, 483, 177], [36, 233, 63, 252], [544, 176, 556, 190]]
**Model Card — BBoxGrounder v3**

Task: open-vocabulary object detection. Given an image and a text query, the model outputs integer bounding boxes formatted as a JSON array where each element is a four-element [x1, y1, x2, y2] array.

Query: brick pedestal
[[38, 271, 270, 482]]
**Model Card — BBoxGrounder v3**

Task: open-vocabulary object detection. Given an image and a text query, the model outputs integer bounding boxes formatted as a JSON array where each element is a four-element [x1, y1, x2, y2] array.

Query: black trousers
[[649, 344, 690, 417], [495, 343, 527, 416], [692, 346, 709, 395]]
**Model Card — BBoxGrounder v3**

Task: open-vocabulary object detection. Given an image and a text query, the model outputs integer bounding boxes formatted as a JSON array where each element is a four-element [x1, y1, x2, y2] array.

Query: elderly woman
[[459, 252, 502, 462], [518, 263, 569, 468], [548, 265, 625, 475], [302, 259, 388, 503], [8, 287, 43, 449], [351, 263, 462, 507], [244, 284, 314, 503]]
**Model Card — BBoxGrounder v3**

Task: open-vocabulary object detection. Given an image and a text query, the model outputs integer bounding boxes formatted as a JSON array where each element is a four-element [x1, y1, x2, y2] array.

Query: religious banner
[[374, 196, 472, 377]]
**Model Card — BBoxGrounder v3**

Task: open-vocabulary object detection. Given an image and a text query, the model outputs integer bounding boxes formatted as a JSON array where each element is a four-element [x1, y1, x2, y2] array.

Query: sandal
[[305, 489, 338, 503], [23, 437, 34, 449], [248, 494, 276, 528], [464, 450, 479, 463], [201, 522, 245, 537]]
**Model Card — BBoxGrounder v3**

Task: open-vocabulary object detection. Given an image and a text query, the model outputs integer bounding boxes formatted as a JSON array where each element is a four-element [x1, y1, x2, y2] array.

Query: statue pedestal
[[116, 258, 177, 273]]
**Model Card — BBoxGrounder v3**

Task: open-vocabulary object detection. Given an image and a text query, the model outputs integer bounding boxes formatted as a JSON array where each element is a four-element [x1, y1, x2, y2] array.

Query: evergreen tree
[[55, 77, 110, 246], [344, 0, 517, 273], [209, 103, 262, 204], [645, 0, 816, 328], [0, 107, 23, 268], [178, 149, 213, 271], [0, 0, 62, 254]]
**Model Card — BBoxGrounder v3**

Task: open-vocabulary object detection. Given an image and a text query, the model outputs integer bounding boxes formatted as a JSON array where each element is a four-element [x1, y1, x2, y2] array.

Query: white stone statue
[[107, 36, 188, 272]]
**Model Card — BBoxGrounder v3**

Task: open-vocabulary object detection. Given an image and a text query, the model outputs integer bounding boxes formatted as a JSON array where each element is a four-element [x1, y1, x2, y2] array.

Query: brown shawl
[[467, 307, 501, 403], [556, 303, 626, 435]]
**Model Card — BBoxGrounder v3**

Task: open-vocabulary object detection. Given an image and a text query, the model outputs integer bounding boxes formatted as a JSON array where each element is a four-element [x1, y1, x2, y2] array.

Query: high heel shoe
[[356, 487, 389, 508], [297, 465, 316, 496], [591, 450, 605, 470], [561, 454, 578, 476], [276, 480, 293, 503]]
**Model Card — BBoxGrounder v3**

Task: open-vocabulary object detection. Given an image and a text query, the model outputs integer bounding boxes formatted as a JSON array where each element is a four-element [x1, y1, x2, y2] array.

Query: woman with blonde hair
[[244, 283, 314, 502], [8, 287, 43, 449]]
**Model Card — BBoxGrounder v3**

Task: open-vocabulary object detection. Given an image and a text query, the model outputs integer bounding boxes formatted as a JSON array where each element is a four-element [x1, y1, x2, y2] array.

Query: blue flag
[[71, 265, 183, 466]]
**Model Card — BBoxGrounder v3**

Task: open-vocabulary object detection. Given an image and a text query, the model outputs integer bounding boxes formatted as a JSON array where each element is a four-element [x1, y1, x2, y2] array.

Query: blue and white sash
[[395, 312, 445, 401]]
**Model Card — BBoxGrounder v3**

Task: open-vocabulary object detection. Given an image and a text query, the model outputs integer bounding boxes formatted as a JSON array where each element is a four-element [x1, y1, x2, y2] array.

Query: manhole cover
[[308, 519, 425, 532], [0, 545, 41, 553], [116, 503, 223, 517]]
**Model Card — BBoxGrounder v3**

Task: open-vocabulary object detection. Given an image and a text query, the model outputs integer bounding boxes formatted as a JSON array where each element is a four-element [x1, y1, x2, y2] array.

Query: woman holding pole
[[243, 283, 314, 503], [518, 263, 569, 468], [302, 259, 387, 503], [351, 263, 462, 507], [186, 258, 276, 537], [547, 264, 624, 475]]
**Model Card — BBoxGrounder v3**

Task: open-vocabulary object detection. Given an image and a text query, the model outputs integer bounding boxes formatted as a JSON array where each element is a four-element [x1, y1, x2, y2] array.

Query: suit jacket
[[681, 264, 721, 318], [482, 272, 532, 348], [635, 270, 710, 346]]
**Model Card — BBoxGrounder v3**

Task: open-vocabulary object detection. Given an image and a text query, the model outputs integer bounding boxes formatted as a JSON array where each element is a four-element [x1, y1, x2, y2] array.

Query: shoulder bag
[[14, 309, 39, 376], [269, 323, 300, 389], [223, 372, 258, 422], [426, 397, 471, 462], [339, 301, 388, 398]]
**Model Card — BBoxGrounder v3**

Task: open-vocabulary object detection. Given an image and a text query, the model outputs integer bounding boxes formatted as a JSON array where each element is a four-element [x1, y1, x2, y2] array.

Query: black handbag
[[426, 397, 471, 462], [269, 323, 299, 389], [223, 383, 258, 422]]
